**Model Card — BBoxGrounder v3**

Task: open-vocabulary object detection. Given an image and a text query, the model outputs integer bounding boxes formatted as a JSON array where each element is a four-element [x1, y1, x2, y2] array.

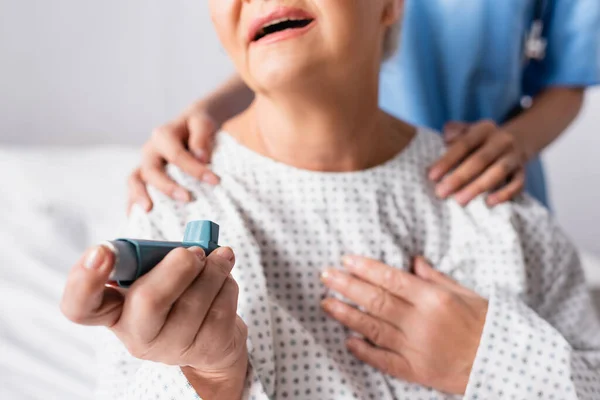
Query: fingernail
[[444, 129, 460, 142], [435, 183, 450, 198], [173, 188, 191, 202], [428, 167, 442, 181], [414, 256, 427, 270], [138, 199, 151, 212], [201, 172, 220, 185], [187, 246, 206, 261], [342, 255, 360, 270], [320, 269, 340, 284], [85, 246, 105, 270], [346, 337, 361, 351], [192, 149, 207, 163], [414, 257, 432, 277], [486, 196, 498, 207], [214, 247, 235, 262], [454, 193, 470, 206], [320, 298, 339, 312]]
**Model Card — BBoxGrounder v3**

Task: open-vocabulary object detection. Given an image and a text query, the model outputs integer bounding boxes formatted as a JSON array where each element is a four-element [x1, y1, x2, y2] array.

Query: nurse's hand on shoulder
[[429, 120, 528, 207], [127, 102, 221, 214], [60, 245, 248, 397], [321, 256, 488, 395]]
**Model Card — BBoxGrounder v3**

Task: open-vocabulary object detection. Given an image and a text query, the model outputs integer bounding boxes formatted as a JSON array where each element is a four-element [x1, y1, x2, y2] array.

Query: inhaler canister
[[103, 220, 220, 287]]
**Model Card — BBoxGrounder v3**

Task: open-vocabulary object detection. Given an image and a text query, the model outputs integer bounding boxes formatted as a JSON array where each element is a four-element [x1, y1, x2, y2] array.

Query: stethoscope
[[516, 0, 548, 109], [524, 0, 548, 62]]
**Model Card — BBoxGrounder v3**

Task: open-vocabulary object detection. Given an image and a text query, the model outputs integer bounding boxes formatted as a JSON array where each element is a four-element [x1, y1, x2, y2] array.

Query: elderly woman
[[61, 0, 599, 399]]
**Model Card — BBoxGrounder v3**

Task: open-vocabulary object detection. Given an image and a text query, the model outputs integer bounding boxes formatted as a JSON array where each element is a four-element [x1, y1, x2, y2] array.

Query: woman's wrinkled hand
[[428, 120, 528, 207], [127, 103, 221, 214], [60, 245, 247, 379], [320, 256, 488, 395]]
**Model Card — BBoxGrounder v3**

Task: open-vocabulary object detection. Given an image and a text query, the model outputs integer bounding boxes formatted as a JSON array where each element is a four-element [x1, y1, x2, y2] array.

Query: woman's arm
[[504, 87, 584, 160]]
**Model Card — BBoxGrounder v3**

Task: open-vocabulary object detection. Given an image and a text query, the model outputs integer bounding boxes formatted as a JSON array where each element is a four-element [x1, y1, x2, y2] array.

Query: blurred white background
[[1, 0, 598, 256], [0, 1, 598, 399], [0, 0, 233, 145]]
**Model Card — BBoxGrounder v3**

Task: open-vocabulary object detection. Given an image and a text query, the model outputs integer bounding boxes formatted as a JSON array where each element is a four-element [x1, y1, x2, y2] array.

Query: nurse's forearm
[[503, 87, 584, 160], [202, 74, 255, 126]]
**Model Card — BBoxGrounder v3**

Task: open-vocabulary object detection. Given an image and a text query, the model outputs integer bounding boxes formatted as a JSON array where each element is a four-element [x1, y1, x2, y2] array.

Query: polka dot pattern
[[96, 129, 600, 400]]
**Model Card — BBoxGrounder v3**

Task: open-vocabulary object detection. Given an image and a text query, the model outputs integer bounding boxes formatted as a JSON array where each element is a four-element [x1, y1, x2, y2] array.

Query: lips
[[248, 7, 316, 44]]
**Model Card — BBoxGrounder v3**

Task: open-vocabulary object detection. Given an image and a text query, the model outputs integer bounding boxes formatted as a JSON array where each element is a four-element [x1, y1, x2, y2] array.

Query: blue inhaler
[[104, 220, 220, 287]]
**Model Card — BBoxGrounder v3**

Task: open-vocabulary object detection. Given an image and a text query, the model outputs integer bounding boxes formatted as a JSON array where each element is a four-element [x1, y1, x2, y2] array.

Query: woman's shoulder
[[125, 164, 226, 241], [414, 125, 446, 152], [455, 193, 576, 272], [501, 195, 574, 254], [375, 126, 446, 195], [397, 126, 447, 171]]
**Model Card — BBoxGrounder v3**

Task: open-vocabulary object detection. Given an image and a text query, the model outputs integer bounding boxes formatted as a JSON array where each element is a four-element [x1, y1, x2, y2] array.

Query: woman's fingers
[[181, 277, 245, 371], [61, 246, 124, 327], [321, 298, 404, 351], [153, 123, 220, 185], [412, 257, 475, 297], [322, 256, 489, 395], [193, 276, 240, 352], [486, 169, 525, 206], [338, 256, 430, 306], [118, 247, 207, 344], [140, 143, 191, 202], [345, 337, 412, 381], [160, 247, 237, 351], [428, 121, 493, 182], [127, 168, 153, 214], [321, 268, 410, 328]]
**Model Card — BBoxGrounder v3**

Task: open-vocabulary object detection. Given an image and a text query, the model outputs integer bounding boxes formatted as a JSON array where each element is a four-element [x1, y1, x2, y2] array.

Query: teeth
[[262, 17, 305, 29]]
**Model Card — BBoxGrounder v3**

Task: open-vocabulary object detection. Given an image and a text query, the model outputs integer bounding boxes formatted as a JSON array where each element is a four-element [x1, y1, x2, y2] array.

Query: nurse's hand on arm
[[127, 74, 254, 213], [429, 87, 584, 207], [60, 245, 248, 400], [320, 256, 488, 395]]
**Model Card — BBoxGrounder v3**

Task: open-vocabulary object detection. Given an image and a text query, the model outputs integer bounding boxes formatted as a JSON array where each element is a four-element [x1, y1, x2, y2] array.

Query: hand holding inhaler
[[105, 220, 220, 287], [60, 221, 249, 399]]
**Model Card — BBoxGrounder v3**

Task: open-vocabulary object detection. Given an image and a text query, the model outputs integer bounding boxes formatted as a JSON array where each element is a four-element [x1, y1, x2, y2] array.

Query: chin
[[250, 55, 324, 92], [252, 62, 316, 92]]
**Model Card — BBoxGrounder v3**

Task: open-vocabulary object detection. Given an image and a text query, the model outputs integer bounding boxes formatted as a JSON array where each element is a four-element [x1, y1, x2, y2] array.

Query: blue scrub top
[[379, 0, 600, 208]]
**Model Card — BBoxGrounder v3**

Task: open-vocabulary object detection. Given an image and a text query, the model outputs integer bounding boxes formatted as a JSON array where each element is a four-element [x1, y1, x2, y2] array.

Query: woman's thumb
[[61, 245, 124, 327]]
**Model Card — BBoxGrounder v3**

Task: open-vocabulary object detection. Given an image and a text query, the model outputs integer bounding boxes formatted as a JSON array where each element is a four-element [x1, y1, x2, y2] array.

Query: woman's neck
[[227, 80, 415, 172]]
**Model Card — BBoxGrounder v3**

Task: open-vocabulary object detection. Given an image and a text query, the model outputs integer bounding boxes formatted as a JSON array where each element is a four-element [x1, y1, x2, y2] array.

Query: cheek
[[319, 0, 381, 57], [209, 0, 242, 59]]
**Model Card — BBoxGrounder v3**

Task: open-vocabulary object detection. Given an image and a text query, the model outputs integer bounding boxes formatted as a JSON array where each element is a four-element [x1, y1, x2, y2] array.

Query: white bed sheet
[[0, 146, 598, 400], [0, 146, 139, 399]]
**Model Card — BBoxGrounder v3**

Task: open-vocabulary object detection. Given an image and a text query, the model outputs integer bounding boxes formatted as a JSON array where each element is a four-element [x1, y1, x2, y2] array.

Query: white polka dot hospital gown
[[96, 129, 600, 400]]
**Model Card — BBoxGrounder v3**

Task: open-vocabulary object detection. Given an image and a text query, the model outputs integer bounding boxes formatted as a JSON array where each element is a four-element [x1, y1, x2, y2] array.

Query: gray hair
[[383, 19, 402, 60]]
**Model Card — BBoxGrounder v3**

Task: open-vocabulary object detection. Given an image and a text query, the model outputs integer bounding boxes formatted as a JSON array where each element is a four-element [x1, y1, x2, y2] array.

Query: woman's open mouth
[[249, 8, 316, 45]]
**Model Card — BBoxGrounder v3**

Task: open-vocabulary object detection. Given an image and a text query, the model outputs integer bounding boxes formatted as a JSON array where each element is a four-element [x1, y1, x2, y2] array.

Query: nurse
[[128, 0, 599, 210]]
